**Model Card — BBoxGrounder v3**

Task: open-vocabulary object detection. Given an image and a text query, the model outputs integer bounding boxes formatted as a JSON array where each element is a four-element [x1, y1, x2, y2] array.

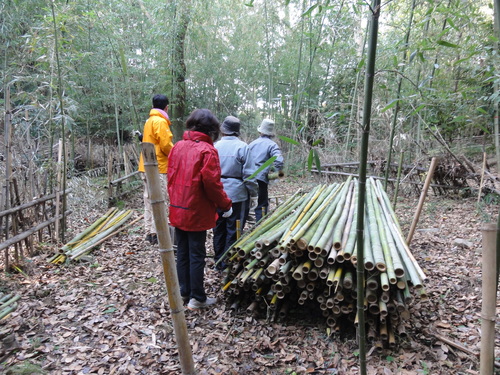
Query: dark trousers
[[255, 180, 269, 222], [213, 201, 244, 266], [175, 228, 207, 302]]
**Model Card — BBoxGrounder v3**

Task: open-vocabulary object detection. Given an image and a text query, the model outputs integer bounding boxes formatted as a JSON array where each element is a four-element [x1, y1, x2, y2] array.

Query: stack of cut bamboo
[[221, 177, 426, 346], [0, 293, 20, 320], [49, 208, 134, 264]]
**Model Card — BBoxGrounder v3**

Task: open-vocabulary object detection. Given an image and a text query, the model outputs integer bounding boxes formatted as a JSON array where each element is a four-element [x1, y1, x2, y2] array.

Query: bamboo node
[[171, 307, 186, 315], [480, 313, 496, 322], [159, 248, 175, 253], [150, 199, 166, 205]]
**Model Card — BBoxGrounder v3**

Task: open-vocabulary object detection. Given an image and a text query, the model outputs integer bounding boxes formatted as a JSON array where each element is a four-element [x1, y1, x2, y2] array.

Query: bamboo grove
[[220, 178, 426, 346]]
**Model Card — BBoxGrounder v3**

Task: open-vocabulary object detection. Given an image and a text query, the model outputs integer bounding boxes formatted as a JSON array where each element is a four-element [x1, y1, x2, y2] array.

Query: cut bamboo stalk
[[332, 180, 355, 252], [374, 179, 426, 283], [367, 183, 396, 279], [365, 187, 385, 271], [142, 142, 194, 375]]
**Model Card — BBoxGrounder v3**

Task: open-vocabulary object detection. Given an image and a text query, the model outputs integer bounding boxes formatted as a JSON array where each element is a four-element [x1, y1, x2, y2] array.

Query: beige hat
[[257, 119, 275, 136]]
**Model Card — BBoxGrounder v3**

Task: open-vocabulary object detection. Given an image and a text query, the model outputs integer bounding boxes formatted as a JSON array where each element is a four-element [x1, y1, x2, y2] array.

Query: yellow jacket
[[138, 109, 173, 174]]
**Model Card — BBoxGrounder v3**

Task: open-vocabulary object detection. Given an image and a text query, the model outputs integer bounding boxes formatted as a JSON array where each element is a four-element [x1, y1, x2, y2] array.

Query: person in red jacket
[[168, 109, 232, 310]]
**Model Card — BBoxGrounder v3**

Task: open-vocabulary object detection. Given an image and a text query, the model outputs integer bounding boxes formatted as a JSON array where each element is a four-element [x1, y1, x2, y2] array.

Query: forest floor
[[0, 174, 499, 375]]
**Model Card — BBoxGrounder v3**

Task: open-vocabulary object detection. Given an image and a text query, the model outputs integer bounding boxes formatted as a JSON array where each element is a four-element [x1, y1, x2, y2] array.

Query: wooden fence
[[0, 189, 70, 271]]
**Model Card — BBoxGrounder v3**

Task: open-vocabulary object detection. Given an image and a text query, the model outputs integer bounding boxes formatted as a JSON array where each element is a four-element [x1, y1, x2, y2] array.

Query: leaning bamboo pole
[[406, 157, 438, 245], [142, 142, 195, 375]]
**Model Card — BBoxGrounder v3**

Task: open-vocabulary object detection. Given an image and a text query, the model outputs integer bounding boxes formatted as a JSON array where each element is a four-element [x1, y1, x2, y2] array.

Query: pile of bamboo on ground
[[49, 208, 134, 264], [221, 177, 426, 346], [0, 293, 20, 320]]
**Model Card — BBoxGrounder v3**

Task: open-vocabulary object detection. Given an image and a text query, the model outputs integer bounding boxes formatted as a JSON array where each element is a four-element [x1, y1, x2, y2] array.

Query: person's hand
[[249, 196, 258, 210], [222, 207, 233, 218]]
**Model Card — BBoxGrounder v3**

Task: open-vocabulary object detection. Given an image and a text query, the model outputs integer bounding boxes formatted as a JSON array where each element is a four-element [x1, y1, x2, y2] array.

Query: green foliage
[[0, 0, 497, 176]]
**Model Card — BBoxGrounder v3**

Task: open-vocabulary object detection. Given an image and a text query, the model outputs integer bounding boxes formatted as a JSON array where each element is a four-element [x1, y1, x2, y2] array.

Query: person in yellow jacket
[[138, 94, 173, 244]]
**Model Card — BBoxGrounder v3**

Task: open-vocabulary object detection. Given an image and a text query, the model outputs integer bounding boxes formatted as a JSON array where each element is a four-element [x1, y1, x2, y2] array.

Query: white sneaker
[[187, 297, 217, 310]]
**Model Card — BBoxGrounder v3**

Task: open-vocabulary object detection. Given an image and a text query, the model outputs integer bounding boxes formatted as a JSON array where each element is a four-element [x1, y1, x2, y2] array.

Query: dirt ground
[[0, 175, 499, 375]]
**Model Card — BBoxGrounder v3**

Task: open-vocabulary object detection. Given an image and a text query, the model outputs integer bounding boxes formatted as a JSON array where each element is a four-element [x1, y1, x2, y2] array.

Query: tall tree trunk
[[383, 0, 417, 189], [170, 0, 191, 142], [356, 1, 381, 374], [346, 16, 368, 158]]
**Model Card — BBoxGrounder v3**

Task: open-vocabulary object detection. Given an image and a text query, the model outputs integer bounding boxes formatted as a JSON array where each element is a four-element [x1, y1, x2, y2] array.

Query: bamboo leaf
[[411, 104, 426, 115], [245, 156, 277, 180], [313, 148, 321, 172], [382, 99, 400, 112], [301, 4, 318, 17], [436, 40, 459, 48], [278, 135, 300, 146]]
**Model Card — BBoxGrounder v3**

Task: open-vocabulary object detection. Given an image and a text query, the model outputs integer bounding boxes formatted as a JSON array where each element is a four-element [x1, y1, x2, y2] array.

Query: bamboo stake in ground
[[406, 157, 438, 245], [480, 223, 497, 375], [142, 142, 195, 375]]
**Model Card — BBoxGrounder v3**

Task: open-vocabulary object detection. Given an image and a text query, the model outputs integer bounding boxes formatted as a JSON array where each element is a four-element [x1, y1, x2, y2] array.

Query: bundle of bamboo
[[0, 293, 20, 320], [220, 177, 426, 346], [49, 208, 136, 264]]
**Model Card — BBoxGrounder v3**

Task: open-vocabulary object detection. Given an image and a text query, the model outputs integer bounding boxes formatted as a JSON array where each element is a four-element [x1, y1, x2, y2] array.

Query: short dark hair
[[186, 109, 220, 141], [152, 94, 169, 109]]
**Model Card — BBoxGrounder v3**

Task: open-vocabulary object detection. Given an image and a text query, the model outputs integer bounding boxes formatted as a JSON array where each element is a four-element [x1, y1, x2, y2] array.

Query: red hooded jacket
[[168, 131, 232, 231]]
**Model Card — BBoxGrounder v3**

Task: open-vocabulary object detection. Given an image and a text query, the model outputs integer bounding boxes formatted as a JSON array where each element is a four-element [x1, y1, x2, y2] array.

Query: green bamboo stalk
[[342, 185, 359, 261], [310, 180, 352, 252], [0, 294, 12, 304], [281, 185, 326, 243], [60, 207, 117, 253], [289, 185, 341, 245], [373, 179, 426, 284], [230, 195, 307, 257], [0, 303, 17, 320], [331, 179, 355, 249], [365, 182, 388, 273], [362, 217, 375, 271], [0, 294, 20, 308], [368, 181, 404, 280], [69, 210, 134, 260]]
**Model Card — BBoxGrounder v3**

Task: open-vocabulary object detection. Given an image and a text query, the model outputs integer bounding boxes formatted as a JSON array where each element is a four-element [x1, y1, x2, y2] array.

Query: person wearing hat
[[213, 116, 258, 270], [248, 118, 284, 222]]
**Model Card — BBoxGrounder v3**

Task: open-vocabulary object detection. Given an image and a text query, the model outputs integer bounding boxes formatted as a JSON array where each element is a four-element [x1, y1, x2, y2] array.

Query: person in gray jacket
[[248, 119, 284, 222], [213, 116, 258, 270]]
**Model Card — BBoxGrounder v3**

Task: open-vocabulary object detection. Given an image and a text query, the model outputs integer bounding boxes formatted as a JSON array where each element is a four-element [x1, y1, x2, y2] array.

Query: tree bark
[[170, 1, 191, 142]]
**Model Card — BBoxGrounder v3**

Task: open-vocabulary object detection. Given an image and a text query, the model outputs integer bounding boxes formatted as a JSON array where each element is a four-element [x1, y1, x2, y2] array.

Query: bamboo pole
[[477, 152, 487, 203], [54, 139, 63, 242], [406, 157, 438, 245], [480, 223, 497, 375], [142, 142, 195, 375], [68, 214, 140, 260], [373, 179, 426, 284]]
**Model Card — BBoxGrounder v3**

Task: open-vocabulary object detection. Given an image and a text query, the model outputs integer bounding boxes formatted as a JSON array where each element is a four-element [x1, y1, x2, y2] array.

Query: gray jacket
[[215, 136, 258, 203], [248, 135, 284, 184]]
